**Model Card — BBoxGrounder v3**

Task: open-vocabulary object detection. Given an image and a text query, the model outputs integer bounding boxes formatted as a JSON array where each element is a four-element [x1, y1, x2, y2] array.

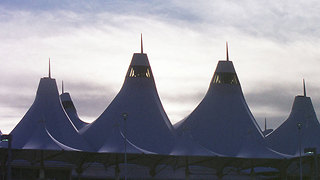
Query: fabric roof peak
[[303, 79, 306, 97], [141, 33, 143, 54], [214, 43, 236, 73], [37, 77, 59, 95], [125, 53, 153, 79], [128, 53, 151, 67], [214, 60, 236, 73], [265, 118, 267, 131], [126, 36, 150, 67], [266, 93, 320, 156], [81, 49, 175, 154], [174, 51, 281, 158], [226, 41, 229, 61], [48, 58, 51, 79], [8, 77, 92, 151], [62, 80, 64, 94], [60, 91, 88, 130]]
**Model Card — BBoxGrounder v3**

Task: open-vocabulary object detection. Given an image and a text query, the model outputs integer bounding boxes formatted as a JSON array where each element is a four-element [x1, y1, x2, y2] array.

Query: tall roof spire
[[49, 58, 51, 78], [141, 33, 143, 54], [264, 118, 267, 131], [303, 79, 306, 97], [226, 41, 229, 61], [62, 80, 64, 94]]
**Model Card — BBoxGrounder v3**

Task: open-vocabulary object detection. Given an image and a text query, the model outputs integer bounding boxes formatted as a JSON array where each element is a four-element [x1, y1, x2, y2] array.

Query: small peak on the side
[[226, 41, 229, 61], [62, 80, 64, 94], [262, 117, 273, 137], [264, 117, 267, 131], [60, 91, 72, 102], [141, 33, 144, 54], [303, 79, 306, 97], [48, 58, 52, 79]]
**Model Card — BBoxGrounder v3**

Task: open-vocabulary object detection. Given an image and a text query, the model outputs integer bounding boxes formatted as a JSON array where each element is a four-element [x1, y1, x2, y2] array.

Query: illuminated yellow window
[[212, 72, 239, 84], [128, 65, 152, 78]]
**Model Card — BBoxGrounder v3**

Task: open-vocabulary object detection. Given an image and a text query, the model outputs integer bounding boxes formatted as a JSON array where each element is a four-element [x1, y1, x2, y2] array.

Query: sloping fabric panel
[[175, 60, 284, 158], [266, 95, 320, 156], [7, 78, 92, 151], [60, 92, 88, 130], [81, 53, 176, 155]]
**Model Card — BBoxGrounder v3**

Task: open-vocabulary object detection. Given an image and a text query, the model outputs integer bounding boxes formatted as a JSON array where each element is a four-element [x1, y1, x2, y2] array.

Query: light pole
[[314, 149, 318, 180], [122, 112, 128, 180], [315, 149, 318, 180], [304, 147, 318, 179], [297, 122, 302, 180]]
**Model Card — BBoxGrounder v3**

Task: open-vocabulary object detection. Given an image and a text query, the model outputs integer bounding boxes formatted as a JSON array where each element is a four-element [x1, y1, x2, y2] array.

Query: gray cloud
[[245, 84, 296, 113], [161, 80, 320, 129], [0, 73, 40, 111], [161, 91, 206, 104], [2, 0, 320, 43], [0, 0, 195, 21], [0, 76, 118, 124], [245, 81, 320, 129], [58, 80, 120, 121], [0, 93, 34, 109], [246, 82, 320, 111], [2, 0, 320, 133]]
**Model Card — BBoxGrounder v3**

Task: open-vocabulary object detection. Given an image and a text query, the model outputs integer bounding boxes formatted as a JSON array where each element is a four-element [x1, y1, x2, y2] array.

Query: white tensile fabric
[[6, 77, 92, 151], [175, 60, 284, 158], [60, 92, 88, 130], [80, 53, 176, 154], [266, 95, 320, 156]]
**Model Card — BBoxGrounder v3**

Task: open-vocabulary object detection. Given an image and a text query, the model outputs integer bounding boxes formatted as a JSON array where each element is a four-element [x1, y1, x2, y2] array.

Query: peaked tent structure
[[175, 44, 282, 158], [266, 81, 320, 156], [3, 61, 92, 151], [170, 125, 222, 156], [81, 38, 176, 154], [60, 82, 88, 130]]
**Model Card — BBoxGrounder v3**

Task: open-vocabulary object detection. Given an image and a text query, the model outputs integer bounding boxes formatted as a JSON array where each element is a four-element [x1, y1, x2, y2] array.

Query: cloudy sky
[[1, 0, 320, 133]]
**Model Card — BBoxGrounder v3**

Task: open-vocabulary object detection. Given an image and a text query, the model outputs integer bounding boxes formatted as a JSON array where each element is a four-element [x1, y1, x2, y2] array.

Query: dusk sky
[[1, 0, 320, 133]]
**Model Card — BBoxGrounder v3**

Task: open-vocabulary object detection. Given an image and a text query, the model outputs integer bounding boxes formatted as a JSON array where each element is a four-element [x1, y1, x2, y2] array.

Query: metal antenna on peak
[[62, 80, 64, 94], [141, 33, 143, 54], [49, 58, 51, 78], [226, 41, 229, 61], [264, 118, 267, 131], [303, 79, 306, 97]]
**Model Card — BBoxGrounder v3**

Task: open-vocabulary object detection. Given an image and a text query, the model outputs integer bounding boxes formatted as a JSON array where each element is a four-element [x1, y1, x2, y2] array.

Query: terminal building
[[1, 40, 319, 179]]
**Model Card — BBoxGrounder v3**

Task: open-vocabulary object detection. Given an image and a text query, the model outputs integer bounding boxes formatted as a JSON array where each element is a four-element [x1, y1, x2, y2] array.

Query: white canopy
[[81, 53, 176, 154], [60, 92, 88, 130], [6, 77, 92, 151], [266, 95, 320, 156], [175, 60, 283, 158]]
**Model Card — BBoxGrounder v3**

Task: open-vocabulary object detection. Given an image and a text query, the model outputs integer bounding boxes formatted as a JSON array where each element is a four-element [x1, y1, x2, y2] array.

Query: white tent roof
[[175, 60, 283, 158], [170, 125, 223, 157], [60, 92, 88, 130], [81, 52, 176, 154], [6, 77, 92, 151], [266, 95, 320, 156]]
